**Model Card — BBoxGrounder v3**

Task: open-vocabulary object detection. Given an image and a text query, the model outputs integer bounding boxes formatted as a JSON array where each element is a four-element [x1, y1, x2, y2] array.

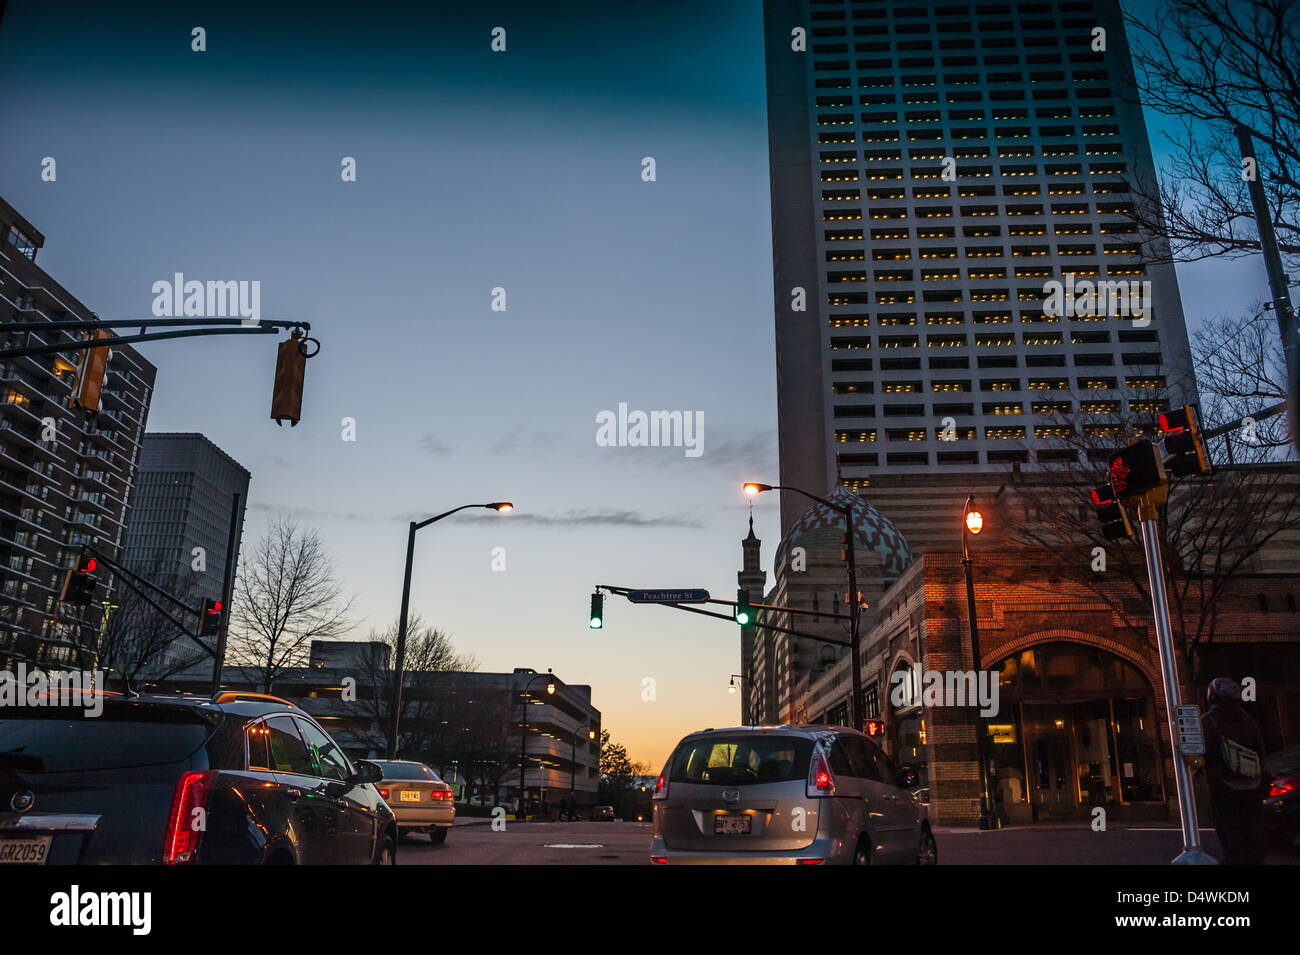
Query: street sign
[[1175, 704, 1205, 756], [626, 589, 710, 604]]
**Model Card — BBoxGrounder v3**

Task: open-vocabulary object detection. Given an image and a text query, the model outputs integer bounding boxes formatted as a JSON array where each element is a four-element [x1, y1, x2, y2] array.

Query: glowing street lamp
[[961, 494, 997, 829]]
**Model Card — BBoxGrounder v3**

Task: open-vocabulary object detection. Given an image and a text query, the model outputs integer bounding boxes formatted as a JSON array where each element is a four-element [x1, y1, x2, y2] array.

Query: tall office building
[[763, 0, 1192, 547], [0, 197, 157, 670], [122, 433, 250, 606]]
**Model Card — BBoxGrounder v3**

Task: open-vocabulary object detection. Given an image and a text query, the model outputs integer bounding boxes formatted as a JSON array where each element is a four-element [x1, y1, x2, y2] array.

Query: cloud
[[249, 501, 699, 529], [419, 433, 452, 456]]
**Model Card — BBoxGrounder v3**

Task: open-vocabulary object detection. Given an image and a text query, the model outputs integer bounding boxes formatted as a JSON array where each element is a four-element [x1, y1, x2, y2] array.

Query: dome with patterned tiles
[[774, 486, 912, 579]]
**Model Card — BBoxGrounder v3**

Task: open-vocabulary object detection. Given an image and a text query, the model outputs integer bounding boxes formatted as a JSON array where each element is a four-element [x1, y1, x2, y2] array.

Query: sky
[[0, 0, 1269, 768]]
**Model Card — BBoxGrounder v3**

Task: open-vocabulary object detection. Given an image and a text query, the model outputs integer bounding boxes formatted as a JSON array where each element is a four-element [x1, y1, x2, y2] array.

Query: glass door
[[1024, 704, 1078, 819]]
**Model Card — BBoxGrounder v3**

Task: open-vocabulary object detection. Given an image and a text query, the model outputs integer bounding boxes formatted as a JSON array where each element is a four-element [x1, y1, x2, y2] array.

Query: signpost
[[626, 589, 710, 604], [1175, 705, 1205, 757]]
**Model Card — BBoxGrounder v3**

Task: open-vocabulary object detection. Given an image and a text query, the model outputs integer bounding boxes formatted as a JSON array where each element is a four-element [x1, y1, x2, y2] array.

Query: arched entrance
[[986, 642, 1166, 823]]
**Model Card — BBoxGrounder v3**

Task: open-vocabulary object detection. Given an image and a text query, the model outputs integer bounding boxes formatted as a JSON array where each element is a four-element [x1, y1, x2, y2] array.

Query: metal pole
[[1236, 126, 1300, 451], [844, 506, 863, 732], [1137, 505, 1216, 864], [388, 521, 417, 760], [519, 688, 528, 820], [210, 492, 241, 694], [962, 524, 996, 830]]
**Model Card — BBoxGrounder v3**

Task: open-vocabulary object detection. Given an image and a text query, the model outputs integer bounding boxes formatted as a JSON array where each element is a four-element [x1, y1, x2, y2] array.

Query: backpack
[[1220, 737, 1261, 790]]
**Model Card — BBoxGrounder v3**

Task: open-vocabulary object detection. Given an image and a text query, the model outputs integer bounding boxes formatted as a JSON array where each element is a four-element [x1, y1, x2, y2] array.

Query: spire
[[744, 511, 758, 542]]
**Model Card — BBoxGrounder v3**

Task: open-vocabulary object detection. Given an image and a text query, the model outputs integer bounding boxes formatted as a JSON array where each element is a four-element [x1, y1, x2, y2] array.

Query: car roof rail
[[211, 691, 299, 708]]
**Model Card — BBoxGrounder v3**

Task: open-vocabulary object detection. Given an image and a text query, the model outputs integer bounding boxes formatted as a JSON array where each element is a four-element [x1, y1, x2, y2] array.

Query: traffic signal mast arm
[[593, 584, 854, 648], [0, 317, 311, 361], [77, 545, 218, 661]]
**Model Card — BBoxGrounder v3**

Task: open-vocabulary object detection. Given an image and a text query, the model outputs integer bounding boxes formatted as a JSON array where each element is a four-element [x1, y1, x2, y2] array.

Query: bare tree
[[999, 337, 1300, 680], [352, 613, 477, 758], [1122, 0, 1300, 267], [227, 516, 353, 692], [97, 556, 207, 682]]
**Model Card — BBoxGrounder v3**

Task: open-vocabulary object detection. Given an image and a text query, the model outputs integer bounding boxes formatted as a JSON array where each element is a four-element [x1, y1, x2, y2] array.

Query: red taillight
[[432, 789, 453, 800], [1269, 777, 1297, 799], [650, 856, 668, 864], [652, 773, 668, 801], [806, 747, 835, 797], [798, 858, 825, 865], [378, 788, 389, 799], [164, 770, 215, 864]]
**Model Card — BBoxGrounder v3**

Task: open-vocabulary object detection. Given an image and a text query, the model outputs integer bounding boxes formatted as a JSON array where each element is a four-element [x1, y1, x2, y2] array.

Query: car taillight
[[432, 790, 453, 800], [806, 747, 835, 798], [652, 773, 668, 801], [1269, 776, 1297, 799], [650, 856, 668, 864], [378, 788, 389, 799], [164, 770, 216, 864]]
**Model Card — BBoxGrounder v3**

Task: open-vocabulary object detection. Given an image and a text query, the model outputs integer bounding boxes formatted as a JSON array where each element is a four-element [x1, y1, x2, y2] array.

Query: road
[[396, 820, 1300, 865], [397, 821, 653, 865]]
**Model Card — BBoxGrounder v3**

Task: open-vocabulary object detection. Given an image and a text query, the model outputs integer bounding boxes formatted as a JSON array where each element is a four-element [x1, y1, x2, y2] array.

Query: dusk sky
[[0, 0, 1266, 768]]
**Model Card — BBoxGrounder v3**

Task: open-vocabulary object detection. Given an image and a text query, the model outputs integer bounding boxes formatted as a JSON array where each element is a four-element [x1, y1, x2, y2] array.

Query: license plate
[[399, 790, 421, 802], [0, 836, 52, 865], [714, 814, 751, 835]]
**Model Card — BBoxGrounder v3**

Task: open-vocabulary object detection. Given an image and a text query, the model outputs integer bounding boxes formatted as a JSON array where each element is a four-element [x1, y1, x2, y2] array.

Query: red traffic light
[[1089, 487, 1114, 507], [864, 718, 886, 737], [1107, 440, 1165, 500], [209, 601, 222, 614]]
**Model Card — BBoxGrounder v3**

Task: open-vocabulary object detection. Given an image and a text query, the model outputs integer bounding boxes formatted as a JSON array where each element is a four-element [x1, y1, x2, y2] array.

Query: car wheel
[[374, 834, 396, 865], [915, 828, 938, 866], [852, 836, 871, 865], [429, 827, 448, 845]]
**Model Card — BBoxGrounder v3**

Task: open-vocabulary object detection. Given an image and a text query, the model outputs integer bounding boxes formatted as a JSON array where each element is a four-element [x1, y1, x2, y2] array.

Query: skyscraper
[[763, 0, 1192, 547], [122, 433, 250, 606], [0, 196, 157, 670]]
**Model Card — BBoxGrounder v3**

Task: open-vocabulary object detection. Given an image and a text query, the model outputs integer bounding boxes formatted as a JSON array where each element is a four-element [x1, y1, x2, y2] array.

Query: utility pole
[[1236, 126, 1300, 451], [1135, 492, 1215, 864]]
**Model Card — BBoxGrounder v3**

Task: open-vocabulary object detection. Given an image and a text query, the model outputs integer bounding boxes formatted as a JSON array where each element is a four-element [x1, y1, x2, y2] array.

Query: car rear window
[[0, 704, 214, 773], [669, 735, 813, 786], [375, 761, 440, 781]]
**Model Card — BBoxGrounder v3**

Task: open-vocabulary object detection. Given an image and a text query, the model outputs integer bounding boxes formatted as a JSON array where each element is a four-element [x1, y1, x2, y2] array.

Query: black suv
[[0, 690, 396, 865]]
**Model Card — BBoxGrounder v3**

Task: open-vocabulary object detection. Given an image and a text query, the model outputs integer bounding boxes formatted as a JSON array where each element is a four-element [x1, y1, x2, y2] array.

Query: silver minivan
[[650, 725, 937, 865]]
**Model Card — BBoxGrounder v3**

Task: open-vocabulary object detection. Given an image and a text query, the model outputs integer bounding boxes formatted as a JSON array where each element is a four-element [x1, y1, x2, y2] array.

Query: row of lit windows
[[831, 373, 1164, 391], [826, 423, 1152, 443], [819, 146, 1120, 162]]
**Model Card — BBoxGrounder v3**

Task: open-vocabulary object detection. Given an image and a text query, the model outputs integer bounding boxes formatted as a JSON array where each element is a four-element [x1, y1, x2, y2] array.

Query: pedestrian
[[559, 797, 569, 822], [1200, 677, 1267, 865]]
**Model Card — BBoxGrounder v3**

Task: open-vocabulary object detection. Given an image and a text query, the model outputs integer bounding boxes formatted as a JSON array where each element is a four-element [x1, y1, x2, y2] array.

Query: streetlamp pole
[[961, 494, 997, 830], [744, 482, 863, 730], [517, 670, 555, 821], [387, 501, 513, 760], [728, 674, 751, 724]]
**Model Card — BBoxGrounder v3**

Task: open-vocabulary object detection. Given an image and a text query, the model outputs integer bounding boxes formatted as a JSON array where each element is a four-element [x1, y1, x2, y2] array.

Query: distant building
[[122, 432, 250, 603], [0, 197, 157, 670], [150, 649, 603, 809]]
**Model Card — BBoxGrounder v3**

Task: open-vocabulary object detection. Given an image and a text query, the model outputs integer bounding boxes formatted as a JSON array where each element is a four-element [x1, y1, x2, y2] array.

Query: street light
[[387, 501, 513, 759], [961, 493, 998, 830], [743, 481, 865, 731], [728, 673, 751, 724], [569, 725, 597, 816], [518, 670, 556, 820]]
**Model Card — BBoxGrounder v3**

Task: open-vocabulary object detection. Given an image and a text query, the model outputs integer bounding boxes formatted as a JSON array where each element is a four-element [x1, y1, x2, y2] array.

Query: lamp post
[[518, 670, 556, 820], [570, 725, 596, 815], [744, 482, 864, 731], [387, 501, 513, 759], [728, 674, 750, 724], [961, 494, 998, 830]]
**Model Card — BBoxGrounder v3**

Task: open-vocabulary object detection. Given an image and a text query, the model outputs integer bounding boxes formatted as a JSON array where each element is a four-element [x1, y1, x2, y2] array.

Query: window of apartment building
[[6, 226, 36, 260]]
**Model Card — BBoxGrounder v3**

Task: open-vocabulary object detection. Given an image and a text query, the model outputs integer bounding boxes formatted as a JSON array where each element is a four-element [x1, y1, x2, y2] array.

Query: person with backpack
[[1200, 677, 1267, 864]]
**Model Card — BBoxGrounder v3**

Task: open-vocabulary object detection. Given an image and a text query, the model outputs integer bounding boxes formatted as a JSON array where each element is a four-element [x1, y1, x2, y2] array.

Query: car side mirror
[[352, 759, 384, 785]]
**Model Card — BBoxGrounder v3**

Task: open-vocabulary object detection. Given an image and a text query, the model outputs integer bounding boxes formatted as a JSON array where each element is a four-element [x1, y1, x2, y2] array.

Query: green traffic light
[[589, 592, 604, 630], [735, 611, 750, 625], [589, 617, 602, 629]]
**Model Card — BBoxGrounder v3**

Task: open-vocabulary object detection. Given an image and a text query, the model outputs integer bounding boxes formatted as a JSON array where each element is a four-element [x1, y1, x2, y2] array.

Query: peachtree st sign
[[626, 589, 710, 604]]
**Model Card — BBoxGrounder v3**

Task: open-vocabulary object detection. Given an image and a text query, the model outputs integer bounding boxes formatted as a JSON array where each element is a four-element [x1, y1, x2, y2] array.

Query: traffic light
[[1107, 439, 1165, 501], [1160, 405, 1211, 478], [270, 331, 307, 427], [588, 592, 603, 630], [735, 588, 752, 625], [864, 718, 885, 737], [198, 598, 224, 638], [70, 329, 113, 413], [59, 552, 97, 606], [1090, 485, 1134, 541]]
